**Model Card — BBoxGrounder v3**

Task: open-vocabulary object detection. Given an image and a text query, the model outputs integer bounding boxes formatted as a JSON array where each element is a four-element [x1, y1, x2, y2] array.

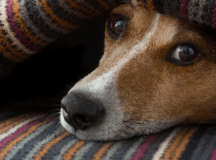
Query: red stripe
[[179, 0, 189, 20], [210, 148, 216, 160], [212, 1, 216, 29], [6, 0, 40, 51], [131, 134, 158, 160]]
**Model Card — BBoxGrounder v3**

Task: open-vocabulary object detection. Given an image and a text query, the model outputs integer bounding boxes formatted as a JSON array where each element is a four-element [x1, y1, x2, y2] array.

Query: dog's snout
[[61, 92, 104, 130]]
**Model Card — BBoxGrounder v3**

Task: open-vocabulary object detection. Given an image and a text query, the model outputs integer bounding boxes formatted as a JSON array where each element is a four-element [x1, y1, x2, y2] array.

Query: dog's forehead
[[101, 5, 181, 66], [74, 5, 183, 88], [111, 3, 134, 15], [72, 4, 209, 94]]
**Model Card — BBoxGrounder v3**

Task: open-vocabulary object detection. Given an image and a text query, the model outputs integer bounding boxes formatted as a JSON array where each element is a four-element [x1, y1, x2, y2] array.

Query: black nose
[[61, 92, 104, 130]]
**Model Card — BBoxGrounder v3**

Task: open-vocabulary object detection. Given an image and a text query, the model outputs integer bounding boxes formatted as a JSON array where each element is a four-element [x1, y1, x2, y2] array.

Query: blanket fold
[[0, 0, 215, 77]]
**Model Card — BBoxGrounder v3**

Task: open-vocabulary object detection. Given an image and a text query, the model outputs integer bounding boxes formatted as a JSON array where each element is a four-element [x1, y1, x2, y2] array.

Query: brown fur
[[114, 5, 216, 124], [62, 4, 216, 140], [78, 4, 216, 124]]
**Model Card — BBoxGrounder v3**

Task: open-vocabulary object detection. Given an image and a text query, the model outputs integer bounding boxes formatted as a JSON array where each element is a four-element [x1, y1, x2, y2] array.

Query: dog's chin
[[60, 108, 177, 141], [59, 108, 131, 141], [60, 109, 75, 134]]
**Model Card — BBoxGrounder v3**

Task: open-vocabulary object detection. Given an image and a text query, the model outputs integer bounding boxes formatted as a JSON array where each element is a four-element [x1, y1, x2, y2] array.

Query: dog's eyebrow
[[111, 4, 133, 16]]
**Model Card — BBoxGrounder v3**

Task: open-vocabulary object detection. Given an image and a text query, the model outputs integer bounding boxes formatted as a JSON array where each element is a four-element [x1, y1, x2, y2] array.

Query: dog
[[60, 3, 216, 141]]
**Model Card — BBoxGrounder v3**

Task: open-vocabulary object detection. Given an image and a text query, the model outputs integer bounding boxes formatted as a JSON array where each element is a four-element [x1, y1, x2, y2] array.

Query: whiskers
[[45, 108, 61, 129], [65, 83, 71, 89]]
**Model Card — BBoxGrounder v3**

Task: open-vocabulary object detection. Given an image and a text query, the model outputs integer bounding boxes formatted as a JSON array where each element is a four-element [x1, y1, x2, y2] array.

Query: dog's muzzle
[[61, 92, 105, 131]]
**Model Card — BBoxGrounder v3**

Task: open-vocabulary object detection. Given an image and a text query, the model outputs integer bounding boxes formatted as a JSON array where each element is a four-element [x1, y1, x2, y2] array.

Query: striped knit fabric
[[1, 0, 216, 77], [0, 0, 120, 77], [129, 0, 216, 29], [0, 110, 216, 160]]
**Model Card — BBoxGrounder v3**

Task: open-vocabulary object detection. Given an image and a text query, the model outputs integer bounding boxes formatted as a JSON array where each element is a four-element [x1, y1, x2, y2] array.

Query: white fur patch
[[60, 13, 174, 140], [60, 108, 75, 134]]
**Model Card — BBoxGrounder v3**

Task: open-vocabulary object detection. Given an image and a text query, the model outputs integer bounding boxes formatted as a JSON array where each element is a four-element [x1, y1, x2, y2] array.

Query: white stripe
[[54, 139, 78, 160], [89, 14, 161, 89], [19, 0, 54, 43], [86, 14, 161, 85], [152, 128, 181, 160], [0, 115, 43, 141], [103, 142, 122, 160], [118, 13, 161, 68], [123, 138, 146, 160], [66, 14, 162, 141], [23, 128, 65, 160], [4, 121, 55, 160], [0, 0, 35, 54], [72, 142, 94, 160]]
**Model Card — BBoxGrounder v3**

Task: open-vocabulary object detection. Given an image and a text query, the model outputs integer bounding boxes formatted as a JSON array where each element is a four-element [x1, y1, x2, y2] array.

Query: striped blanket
[[1, 110, 216, 160]]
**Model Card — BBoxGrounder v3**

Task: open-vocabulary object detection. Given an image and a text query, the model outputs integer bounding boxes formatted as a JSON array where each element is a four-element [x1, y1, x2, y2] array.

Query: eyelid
[[107, 14, 129, 40], [165, 42, 203, 66]]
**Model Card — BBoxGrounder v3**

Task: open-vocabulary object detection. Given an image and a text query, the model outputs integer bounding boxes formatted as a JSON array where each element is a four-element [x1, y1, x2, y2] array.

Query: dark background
[[0, 16, 108, 110]]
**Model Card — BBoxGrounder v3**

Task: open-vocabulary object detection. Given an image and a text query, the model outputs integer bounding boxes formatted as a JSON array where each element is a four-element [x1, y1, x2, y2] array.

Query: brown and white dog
[[60, 4, 216, 141]]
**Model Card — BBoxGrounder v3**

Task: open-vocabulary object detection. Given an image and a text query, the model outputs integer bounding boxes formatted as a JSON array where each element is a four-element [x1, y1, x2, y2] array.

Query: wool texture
[[1, 110, 216, 160], [0, 0, 216, 77], [0, 0, 121, 77], [129, 0, 216, 29]]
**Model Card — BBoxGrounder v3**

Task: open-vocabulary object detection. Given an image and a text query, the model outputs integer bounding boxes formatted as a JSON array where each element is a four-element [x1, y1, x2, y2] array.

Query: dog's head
[[60, 4, 216, 141]]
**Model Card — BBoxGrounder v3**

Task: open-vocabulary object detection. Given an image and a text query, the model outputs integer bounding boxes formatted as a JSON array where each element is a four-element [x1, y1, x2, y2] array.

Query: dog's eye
[[110, 15, 124, 34], [107, 14, 128, 39], [166, 43, 202, 66], [172, 45, 197, 62]]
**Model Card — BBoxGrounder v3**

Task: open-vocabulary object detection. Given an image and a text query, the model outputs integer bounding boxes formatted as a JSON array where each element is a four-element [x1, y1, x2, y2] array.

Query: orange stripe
[[93, 142, 114, 160], [33, 131, 70, 160], [146, 0, 154, 10], [0, 27, 29, 62], [172, 127, 198, 160], [0, 114, 35, 134], [96, 0, 112, 10], [13, 0, 47, 47], [40, 0, 79, 31], [0, 45, 24, 62], [63, 141, 86, 159], [0, 116, 52, 159], [0, 114, 29, 129], [64, 0, 98, 17], [162, 127, 190, 160]]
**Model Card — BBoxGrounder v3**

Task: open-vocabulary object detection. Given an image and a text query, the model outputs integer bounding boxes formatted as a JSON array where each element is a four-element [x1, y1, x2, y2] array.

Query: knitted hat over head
[[0, 0, 215, 77], [126, 0, 216, 30]]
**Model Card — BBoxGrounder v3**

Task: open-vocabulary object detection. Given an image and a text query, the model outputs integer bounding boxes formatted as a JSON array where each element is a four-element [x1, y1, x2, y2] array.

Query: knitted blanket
[[1, 1, 216, 160], [0, 0, 216, 77], [1, 110, 216, 160]]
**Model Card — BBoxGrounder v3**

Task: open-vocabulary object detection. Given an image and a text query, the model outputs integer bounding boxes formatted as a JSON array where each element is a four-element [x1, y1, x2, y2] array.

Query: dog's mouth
[[60, 92, 105, 131], [58, 70, 130, 141], [60, 108, 76, 134], [59, 106, 126, 141], [58, 70, 183, 141], [60, 106, 178, 141]]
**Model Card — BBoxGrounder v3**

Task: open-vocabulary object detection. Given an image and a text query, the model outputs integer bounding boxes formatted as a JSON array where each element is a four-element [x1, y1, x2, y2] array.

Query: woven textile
[[0, 111, 216, 160]]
